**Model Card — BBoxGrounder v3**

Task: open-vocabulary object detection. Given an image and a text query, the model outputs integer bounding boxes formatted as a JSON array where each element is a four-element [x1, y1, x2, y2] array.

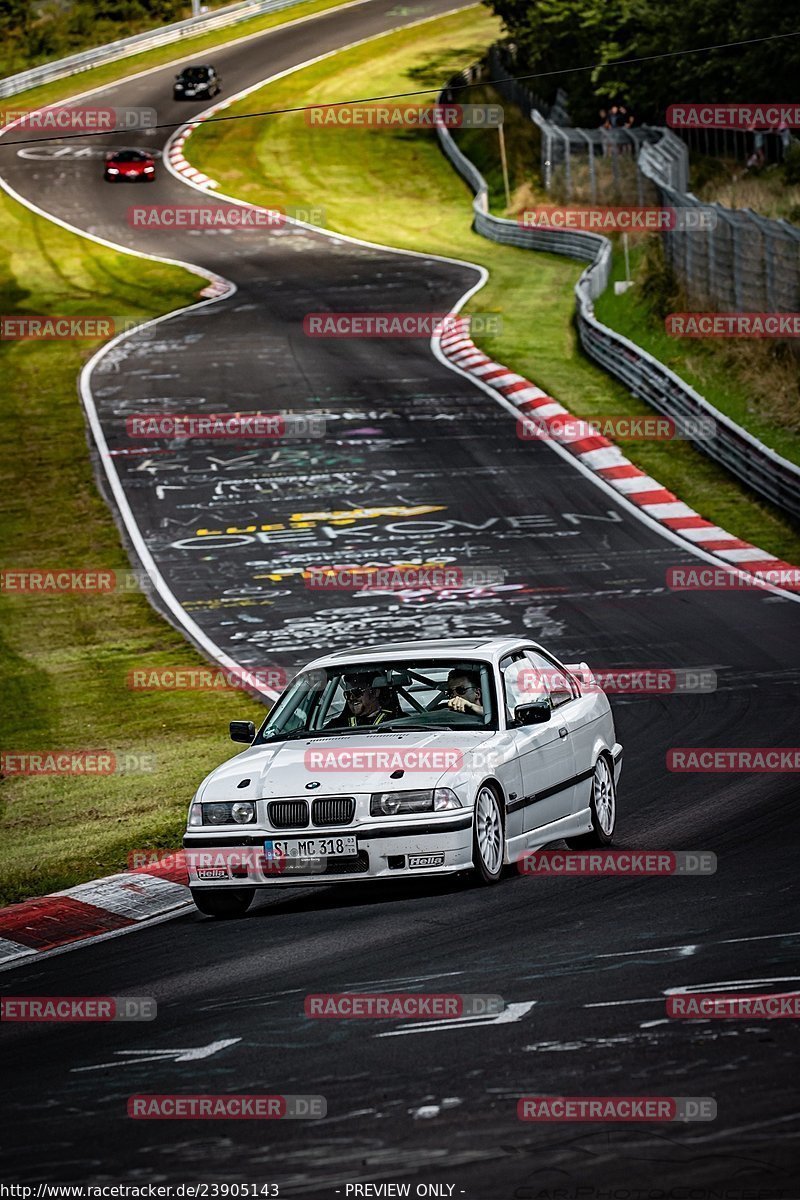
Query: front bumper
[[183, 814, 473, 887]]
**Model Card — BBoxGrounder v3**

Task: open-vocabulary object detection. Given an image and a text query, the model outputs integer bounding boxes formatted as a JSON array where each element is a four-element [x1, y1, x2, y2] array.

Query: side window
[[500, 654, 532, 720], [524, 649, 576, 709]]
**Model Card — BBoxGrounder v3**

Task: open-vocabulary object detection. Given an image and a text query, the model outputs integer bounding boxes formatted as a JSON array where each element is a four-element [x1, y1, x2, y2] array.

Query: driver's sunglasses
[[448, 684, 475, 697], [344, 687, 365, 700]]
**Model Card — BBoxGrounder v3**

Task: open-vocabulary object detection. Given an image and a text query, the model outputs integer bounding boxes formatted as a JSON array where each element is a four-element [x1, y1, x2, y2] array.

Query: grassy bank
[[187, 9, 800, 562], [0, 0, 363, 907], [0, 179, 263, 908], [594, 242, 800, 467]]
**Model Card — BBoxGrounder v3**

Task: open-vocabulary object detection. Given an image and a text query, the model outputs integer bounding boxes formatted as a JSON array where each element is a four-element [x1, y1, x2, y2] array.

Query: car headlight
[[107, 167, 119, 174], [370, 788, 461, 816], [144, 165, 154, 173], [202, 801, 256, 825]]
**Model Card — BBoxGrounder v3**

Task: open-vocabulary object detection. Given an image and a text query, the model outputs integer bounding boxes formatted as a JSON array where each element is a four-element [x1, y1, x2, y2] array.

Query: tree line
[[0, 0, 191, 76], [482, 0, 800, 127]]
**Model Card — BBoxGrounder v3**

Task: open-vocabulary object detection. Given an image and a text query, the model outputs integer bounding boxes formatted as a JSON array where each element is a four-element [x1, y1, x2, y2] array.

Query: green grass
[[0, 187, 264, 908], [187, 7, 800, 563], [0, 0, 364, 908], [594, 243, 800, 467], [689, 154, 800, 224]]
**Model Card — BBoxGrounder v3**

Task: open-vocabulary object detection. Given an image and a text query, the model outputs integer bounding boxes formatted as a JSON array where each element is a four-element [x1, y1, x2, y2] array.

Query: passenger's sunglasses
[[448, 684, 475, 697], [344, 687, 366, 700]]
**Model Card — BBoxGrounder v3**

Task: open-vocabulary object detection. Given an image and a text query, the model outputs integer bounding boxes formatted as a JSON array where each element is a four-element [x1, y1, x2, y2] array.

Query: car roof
[[305, 637, 545, 670]]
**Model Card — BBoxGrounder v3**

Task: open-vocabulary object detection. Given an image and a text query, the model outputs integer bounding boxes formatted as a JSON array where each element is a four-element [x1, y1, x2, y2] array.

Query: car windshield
[[256, 659, 497, 742], [111, 150, 148, 162], [182, 68, 211, 81]]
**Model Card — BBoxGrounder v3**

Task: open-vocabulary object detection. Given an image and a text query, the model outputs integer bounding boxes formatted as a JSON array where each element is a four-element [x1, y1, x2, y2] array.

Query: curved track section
[[1, 3, 799, 1192]]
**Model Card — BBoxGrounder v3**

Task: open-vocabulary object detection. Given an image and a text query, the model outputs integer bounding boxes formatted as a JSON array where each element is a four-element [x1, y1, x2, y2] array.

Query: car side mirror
[[514, 700, 551, 726], [230, 720, 256, 744]]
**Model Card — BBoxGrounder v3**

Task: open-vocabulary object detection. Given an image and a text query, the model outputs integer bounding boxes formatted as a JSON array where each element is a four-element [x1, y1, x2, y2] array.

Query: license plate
[[264, 836, 357, 860]]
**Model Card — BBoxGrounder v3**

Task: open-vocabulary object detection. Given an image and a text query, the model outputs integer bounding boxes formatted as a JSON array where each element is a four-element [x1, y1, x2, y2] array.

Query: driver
[[326, 672, 394, 728], [446, 668, 484, 715]]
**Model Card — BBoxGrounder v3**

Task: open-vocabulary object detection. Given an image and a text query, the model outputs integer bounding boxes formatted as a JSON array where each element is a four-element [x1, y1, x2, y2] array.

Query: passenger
[[446, 668, 484, 716]]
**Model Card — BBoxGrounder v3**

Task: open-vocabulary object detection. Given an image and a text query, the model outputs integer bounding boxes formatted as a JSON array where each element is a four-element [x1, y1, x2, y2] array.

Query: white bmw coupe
[[183, 637, 622, 917]]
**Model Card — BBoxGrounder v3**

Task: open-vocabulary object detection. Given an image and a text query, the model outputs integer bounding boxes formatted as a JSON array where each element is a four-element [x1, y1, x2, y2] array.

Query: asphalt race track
[[1, 1, 799, 1194]]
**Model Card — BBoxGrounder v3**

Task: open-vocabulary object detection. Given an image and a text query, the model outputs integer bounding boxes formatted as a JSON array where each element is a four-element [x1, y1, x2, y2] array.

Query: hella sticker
[[196, 867, 229, 880], [408, 854, 445, 869]]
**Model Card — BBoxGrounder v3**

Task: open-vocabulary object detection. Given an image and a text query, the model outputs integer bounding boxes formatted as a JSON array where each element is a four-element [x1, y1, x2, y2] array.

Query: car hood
[[196, 729, 501, 802]]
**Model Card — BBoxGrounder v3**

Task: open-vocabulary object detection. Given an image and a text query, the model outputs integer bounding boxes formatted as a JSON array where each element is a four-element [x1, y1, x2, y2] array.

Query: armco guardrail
[[437, 70, 800, 519], [0, 0, 307, 98], [638, 144, 800, 313], [439, 67, 610, 293]]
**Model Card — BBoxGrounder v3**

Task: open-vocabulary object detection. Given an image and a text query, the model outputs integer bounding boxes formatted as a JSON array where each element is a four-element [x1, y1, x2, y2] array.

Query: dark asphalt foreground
[[1, 1, 799, 1194]]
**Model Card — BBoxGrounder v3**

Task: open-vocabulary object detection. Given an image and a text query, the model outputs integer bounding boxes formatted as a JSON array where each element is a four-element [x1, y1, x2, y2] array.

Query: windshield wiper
[[258, 728, 321, 744], [363, 721, 438, 732]]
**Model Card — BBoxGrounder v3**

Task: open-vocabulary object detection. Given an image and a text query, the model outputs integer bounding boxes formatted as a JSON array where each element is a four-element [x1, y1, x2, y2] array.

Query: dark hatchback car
[[173, 65, 222, 100], [104, 149, 156, 182]]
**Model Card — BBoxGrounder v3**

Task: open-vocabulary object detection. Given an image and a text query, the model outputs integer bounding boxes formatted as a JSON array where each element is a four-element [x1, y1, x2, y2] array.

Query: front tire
[[191, 887, 255, 918], [472, 784, 504, 884], [565, 755, 616, 848]]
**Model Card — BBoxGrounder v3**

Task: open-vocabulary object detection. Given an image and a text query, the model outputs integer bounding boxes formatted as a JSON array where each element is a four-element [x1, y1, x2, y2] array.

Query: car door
[[526, 648, 600, 815], [500, 653, 576, 834]]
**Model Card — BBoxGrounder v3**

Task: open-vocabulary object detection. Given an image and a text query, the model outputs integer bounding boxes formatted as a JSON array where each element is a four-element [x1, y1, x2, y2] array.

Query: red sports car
[[104, 149, 156, 182]]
